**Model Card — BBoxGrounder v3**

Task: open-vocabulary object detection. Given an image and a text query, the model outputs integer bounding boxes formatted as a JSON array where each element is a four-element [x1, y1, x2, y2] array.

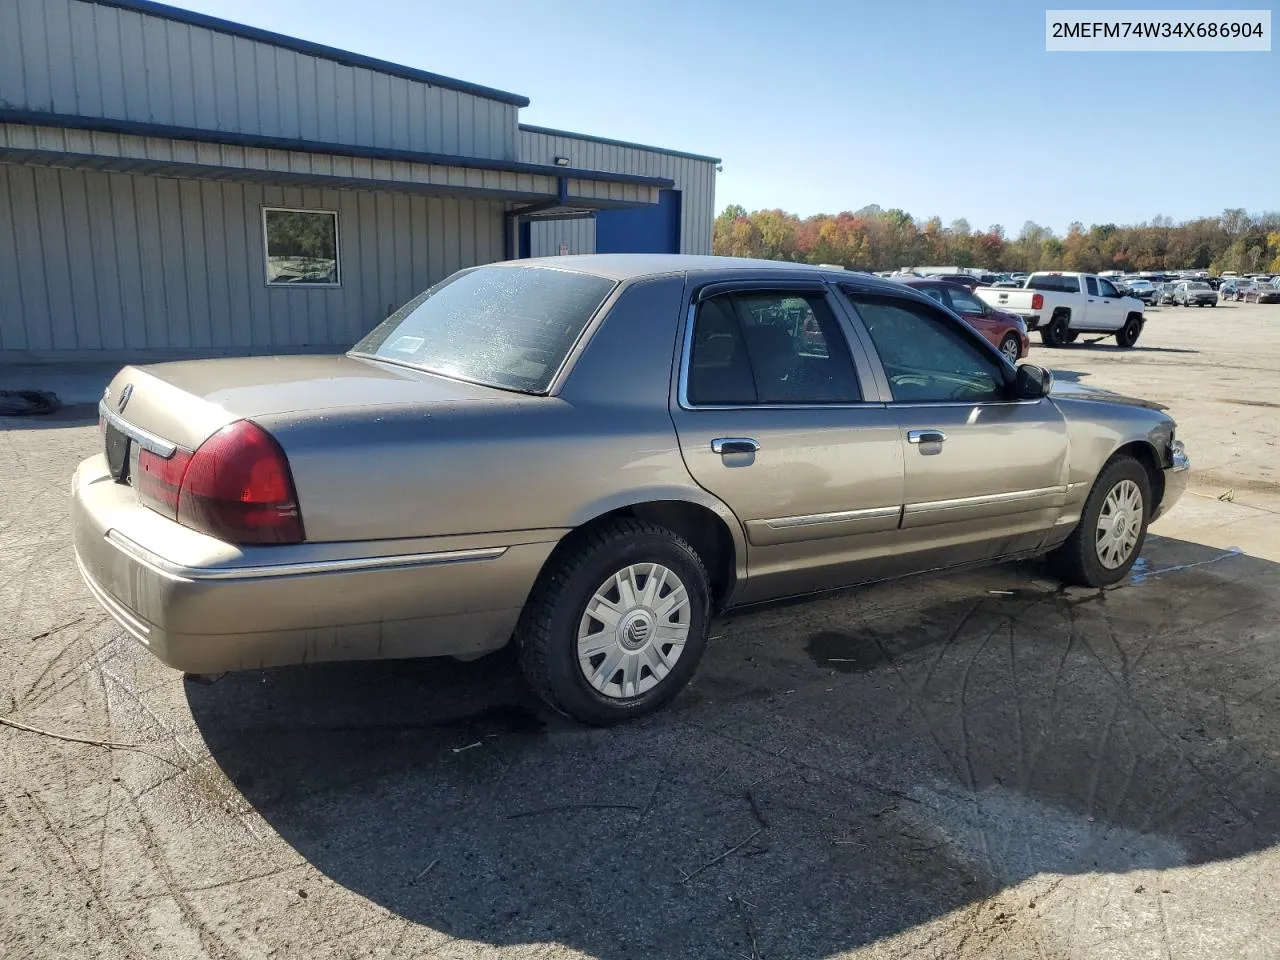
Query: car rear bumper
[[72, 455, 560, 673], [1152, 441, 1190, 523]]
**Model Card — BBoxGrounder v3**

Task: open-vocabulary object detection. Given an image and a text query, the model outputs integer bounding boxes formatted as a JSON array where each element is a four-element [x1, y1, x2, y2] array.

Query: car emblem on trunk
[[117, 384, 133, 412]]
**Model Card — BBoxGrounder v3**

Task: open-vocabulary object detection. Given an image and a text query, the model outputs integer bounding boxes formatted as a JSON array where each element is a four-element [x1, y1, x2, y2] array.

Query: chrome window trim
[[904, 485, 1067, 516], [98, 400, 178, 458], [764, 505, 902, 529], [105, 529, 506, 582], [890, 398, 1046, 409]]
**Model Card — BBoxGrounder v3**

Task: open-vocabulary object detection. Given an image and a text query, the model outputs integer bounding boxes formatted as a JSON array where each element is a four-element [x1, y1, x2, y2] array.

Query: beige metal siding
[[519, 129, 717, 255], [529, 219, 597, 258], [0, 164, 506, 357], [10, 0, 519, 161]]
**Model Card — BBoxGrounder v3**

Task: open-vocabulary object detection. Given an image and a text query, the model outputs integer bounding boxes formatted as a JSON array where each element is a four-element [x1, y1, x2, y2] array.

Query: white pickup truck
[[975, 272, 1146, 348]]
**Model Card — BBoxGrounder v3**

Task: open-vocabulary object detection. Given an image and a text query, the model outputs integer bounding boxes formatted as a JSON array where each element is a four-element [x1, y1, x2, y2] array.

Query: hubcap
[[1095, 479, 1143, 569], [1001, 338, 1020, 362], [577, 563, 691, 700]]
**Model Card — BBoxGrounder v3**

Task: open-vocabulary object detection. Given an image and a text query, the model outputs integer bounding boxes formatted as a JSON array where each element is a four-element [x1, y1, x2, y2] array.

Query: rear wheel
[[1116, 315, 1143, 348], [516, 518, 711, 725], [1040, 312, 1070, 347], [1049, 456, 1151, 587], [998, 333, 1021, 363]]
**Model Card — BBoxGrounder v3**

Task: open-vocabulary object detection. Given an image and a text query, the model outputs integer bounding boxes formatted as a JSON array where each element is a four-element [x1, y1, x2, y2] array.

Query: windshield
[[1187, 282, 1211, 291], [350, 265, 617, 393]]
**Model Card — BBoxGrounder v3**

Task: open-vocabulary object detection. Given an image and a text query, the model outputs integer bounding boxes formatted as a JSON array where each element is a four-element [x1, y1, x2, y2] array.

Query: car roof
[[491, 254, 903, 291]]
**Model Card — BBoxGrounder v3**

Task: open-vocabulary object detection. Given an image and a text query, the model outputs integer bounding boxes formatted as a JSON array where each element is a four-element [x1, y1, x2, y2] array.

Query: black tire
[[1062, 331, 1079, 343], [997, 333, 1022, 363], [516, 518, 711, 725], [1048, 455, 1151, 587], [1040, 312, 1070, 347], [1115, 315, 1143, 348]]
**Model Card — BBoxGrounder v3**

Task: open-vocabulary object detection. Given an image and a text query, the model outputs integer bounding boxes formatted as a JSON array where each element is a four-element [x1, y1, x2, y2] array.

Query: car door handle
[[1088, 298, 1096, 302], [711, 438, 760, 455], [907, 430, 946, 444]]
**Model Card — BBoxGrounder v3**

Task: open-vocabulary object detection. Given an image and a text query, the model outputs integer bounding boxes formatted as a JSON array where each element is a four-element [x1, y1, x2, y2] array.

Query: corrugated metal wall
[[518, 129, 717, 255], [0, 164, 505, 357], [0, 0, 519, 161], [529, 218, 596, 258]]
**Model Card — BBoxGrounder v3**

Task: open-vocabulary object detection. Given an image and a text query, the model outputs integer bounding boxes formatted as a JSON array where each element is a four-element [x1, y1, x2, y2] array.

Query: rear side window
[[843, 292, 1006, 404], [686, 292, 862, 405]]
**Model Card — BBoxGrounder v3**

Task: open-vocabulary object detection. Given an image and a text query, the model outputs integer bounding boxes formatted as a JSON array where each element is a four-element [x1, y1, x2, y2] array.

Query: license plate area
[[104, 423, 131, 482]]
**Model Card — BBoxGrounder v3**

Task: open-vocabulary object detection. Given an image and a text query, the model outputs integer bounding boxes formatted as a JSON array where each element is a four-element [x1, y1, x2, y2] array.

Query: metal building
[[0, 0, 718, 361]]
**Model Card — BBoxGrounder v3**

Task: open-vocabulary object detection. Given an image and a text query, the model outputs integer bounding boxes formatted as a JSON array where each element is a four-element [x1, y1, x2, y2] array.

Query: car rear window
[[1026, 274, 1081, 294], [350, 265, 616, 393]]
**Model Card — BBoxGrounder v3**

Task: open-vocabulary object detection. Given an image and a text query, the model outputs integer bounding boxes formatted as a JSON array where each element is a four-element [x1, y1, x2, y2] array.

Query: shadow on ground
[[0, 403, 98, 431], [187, 536, 1280, 958]]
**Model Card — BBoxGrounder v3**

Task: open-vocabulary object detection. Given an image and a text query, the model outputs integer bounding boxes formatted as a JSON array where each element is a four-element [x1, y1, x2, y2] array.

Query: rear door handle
[[711, 437, 760, 455], [907, 430, 946, 444]]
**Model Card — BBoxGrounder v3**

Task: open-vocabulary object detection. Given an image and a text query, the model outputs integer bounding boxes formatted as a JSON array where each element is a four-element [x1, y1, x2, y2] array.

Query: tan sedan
[[74, 255, 1189, 724]]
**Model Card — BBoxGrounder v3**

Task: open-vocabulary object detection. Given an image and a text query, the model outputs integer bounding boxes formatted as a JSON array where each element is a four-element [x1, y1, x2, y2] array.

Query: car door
[[669, 281, 906, 603], [838, 285, 1070, 568], [1093, 277, 1128, 328]]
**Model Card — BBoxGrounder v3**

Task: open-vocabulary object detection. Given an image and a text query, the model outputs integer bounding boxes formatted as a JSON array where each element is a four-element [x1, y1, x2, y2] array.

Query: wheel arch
[[1111, 440, 1166, 513], [556, 489, 747, 611]]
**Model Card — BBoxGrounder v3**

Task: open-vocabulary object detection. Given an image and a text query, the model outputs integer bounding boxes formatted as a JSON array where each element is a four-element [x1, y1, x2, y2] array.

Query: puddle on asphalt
[[806, 630, 892, 673]]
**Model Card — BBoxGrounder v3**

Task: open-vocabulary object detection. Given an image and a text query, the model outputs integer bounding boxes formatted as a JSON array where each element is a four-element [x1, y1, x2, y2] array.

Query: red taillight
[[172, 421, 304, 545], [1031, 293, 1044, 311]]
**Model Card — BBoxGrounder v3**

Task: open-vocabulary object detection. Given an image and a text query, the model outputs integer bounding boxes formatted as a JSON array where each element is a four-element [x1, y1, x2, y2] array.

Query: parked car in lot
[[975, 271, 1146, 348], [1244, 282, 1280, 304], [1173, 280, 1218, 307], [1122, 279, 1160, 305], [1219, 279, 1249, 301], [924, 273, 983, 291], [1156, 282, 1178, 305], [73, 256, 1189, 723], [898, 278, 1029, 363]]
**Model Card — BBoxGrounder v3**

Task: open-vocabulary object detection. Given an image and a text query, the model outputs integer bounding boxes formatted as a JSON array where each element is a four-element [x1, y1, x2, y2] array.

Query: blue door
[[594, 189, 682, 254]]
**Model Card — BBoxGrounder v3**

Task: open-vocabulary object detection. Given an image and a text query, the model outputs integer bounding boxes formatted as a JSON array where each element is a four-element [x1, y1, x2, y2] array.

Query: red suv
[[900, 279, 1029, 363]]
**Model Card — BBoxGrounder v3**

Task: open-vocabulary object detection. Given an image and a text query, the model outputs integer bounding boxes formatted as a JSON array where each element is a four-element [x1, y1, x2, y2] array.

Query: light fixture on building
[[553, 156, 570, 166]]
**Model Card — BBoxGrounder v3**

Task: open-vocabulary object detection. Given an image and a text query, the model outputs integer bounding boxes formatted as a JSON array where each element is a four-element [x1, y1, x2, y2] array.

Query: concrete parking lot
[[3, 301, 1279, 960]]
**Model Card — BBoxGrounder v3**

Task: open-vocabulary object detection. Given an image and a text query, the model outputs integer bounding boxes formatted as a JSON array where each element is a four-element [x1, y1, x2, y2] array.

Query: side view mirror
[[1015, 363, 1053, 399]]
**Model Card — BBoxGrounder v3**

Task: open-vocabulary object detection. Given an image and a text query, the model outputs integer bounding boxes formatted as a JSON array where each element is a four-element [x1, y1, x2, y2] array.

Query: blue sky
[[169, 0, 1276, 233]]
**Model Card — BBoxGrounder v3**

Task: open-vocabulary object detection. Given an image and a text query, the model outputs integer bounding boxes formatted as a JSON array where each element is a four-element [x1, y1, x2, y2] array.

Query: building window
[[262, 208, 340, 286]]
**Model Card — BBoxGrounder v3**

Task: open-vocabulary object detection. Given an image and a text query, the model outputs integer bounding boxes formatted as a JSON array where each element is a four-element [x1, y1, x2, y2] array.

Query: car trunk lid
[[102, 354, 512, 452]]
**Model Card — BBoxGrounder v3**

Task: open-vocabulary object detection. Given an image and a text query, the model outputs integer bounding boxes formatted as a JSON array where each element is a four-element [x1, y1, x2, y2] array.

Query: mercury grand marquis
[[73, 255, 1189, 724]]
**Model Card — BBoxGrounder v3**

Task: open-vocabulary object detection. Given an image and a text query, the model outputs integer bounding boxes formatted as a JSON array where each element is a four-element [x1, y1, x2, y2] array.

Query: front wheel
[[1115, 316, 1143, 348], [998, 333, 1022, 364], [516, 518, 711, 725], [1048, 456, 1151, 587]]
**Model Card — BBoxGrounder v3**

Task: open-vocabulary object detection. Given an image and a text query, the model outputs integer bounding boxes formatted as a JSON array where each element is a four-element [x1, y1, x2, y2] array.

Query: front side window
[[263, 208, 339, 285], [1098, 278, 1120, 298], [844, 292, 1006, 404], [686, 291, 862, 405], [352, 265, 616, 394]]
